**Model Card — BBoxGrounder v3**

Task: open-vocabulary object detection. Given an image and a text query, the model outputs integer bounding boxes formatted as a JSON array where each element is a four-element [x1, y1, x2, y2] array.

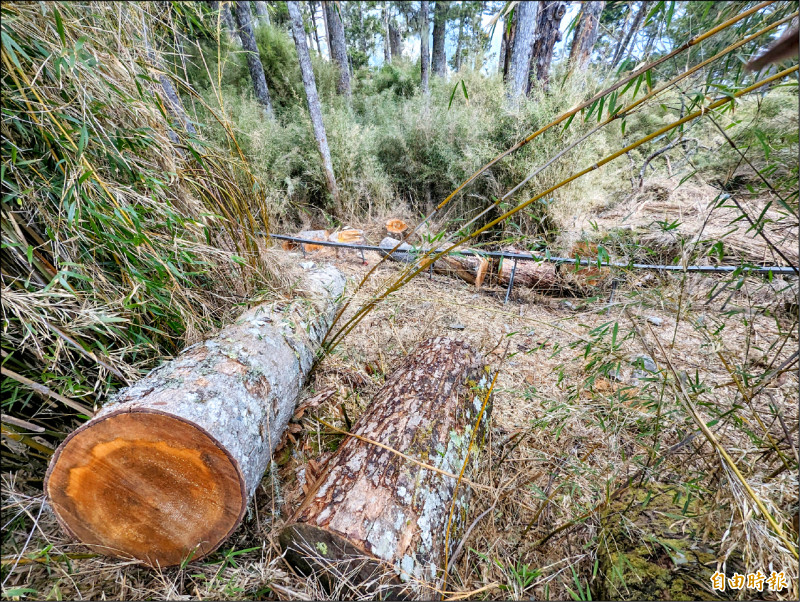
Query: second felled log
[[379, 237, 490, 288], [280, 337, 491, 595]]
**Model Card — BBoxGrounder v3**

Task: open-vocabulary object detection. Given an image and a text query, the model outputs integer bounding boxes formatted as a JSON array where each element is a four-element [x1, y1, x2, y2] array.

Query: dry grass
[[3, 232, 797, 599]]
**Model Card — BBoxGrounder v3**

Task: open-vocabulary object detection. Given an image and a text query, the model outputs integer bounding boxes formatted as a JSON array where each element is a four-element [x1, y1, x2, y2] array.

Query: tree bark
[[288, 1, 340, 206], [389, 20, 403, 59], [507, 0, 538, 100], [45, 265, 346, 567], [568, 1, 605, 73], [280, 337, 490, 595], [208, 1, 241, 46], [494, 248, 559, 292], [379, 237, 490, 288], [530, 1, 567, 93], [453, 5, 466, 71], [612, 1, 648, 67], [420, 1, 431, 93], [322, 1, 351, 99], [253, 0, 271, 27], [383, 4, 392, 63], [499, 14, 507, 74], [235, 1, 274, 118], [432, 1, 448, 77], [309, 1, 323, 55], [502, 10, 516, 81]]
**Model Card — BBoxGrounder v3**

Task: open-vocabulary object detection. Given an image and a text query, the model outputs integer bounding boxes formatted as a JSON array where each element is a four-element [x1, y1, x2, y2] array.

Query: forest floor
[[2, 182, 798, 601]]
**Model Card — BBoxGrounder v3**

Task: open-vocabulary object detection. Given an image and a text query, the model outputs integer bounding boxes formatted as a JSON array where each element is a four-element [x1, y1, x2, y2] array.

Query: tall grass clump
[[1, 2, 276, 435]]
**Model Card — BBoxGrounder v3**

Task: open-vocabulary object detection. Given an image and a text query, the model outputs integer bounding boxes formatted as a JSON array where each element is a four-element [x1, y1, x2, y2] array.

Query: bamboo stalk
[[645, 320, 799, 560]]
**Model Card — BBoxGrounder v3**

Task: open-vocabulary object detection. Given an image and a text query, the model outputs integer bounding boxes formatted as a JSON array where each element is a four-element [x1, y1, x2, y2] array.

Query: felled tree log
[[45, 265, 346, 567], [327, 229, 366, 260], [496, 247, 559, 291], [282, 229, 330, 252], [379, 237, 490, 288], [329, 229, 365, 246], [280, 337, 490, 595]]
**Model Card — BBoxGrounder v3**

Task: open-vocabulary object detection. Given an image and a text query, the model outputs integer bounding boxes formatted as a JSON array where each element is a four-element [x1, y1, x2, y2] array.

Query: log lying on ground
[[45, 265, 346, 567], [329, 228, 365, 246], [496, 247, 559, 292], [282, 229, 330, 252], [328, 229, 366, 260], [280, 337, 490, 596], [379, 237, 490, 288]]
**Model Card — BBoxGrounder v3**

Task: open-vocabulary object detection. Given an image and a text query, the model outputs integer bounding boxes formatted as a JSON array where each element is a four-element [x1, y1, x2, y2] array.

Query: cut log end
[[45, 410, 245, 566]]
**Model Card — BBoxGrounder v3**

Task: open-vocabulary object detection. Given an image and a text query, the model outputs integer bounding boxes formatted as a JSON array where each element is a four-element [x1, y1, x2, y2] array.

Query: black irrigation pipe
[[268, 233, 797, 276]]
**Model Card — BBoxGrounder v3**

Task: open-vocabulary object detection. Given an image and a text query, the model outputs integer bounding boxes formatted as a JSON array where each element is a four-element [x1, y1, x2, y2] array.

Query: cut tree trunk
[[496, 248, 559, 291], [280, 337, 490, 595], [385, 218, 409, 237], [328, 229, 366, 260], [379, 237, 489, 288], [45, 265, 346, 567]]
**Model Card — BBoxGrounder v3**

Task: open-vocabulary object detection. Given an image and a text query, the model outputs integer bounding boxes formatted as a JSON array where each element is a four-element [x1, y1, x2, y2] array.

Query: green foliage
[[1, 2, 274, 425]]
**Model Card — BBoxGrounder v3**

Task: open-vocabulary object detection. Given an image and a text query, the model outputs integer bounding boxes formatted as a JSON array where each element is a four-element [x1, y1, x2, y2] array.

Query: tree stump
[[379, 237, 490, 288], [45, 265, 346, 567], [385, 218, 409, 237], [280, 337, 491, 596]]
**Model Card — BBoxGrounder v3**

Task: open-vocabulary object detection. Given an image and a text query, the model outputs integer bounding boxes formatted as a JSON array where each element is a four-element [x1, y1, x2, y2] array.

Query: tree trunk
[[235, 1, 274, 117], [288, 1, 339, 206], [383, 4, 392, 63], [280, 337, 489, 595], [357, 2, 367, 58], [568, 1, 605, 73], [499, 14, 507, 74], [432, 1, 448, 77], [420, 1, 430, 93], [453, 6, 466, 71], [495, 249, 559, 292], [323, 1, 351, 99], [45, 265, 346, 567], [507, 0, 538, 100], [253, 0, 270, 27], [389, 21, 403, 59], [502, 10, 516, 81], [379, 237, 490, 288], [321, 0, 332, 59], [612, 1, 648, 67], [309, 1, 323, 55], [141, 14, 196, 137], [210, 1, 241, 46], [530, 1, 567, 93]]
